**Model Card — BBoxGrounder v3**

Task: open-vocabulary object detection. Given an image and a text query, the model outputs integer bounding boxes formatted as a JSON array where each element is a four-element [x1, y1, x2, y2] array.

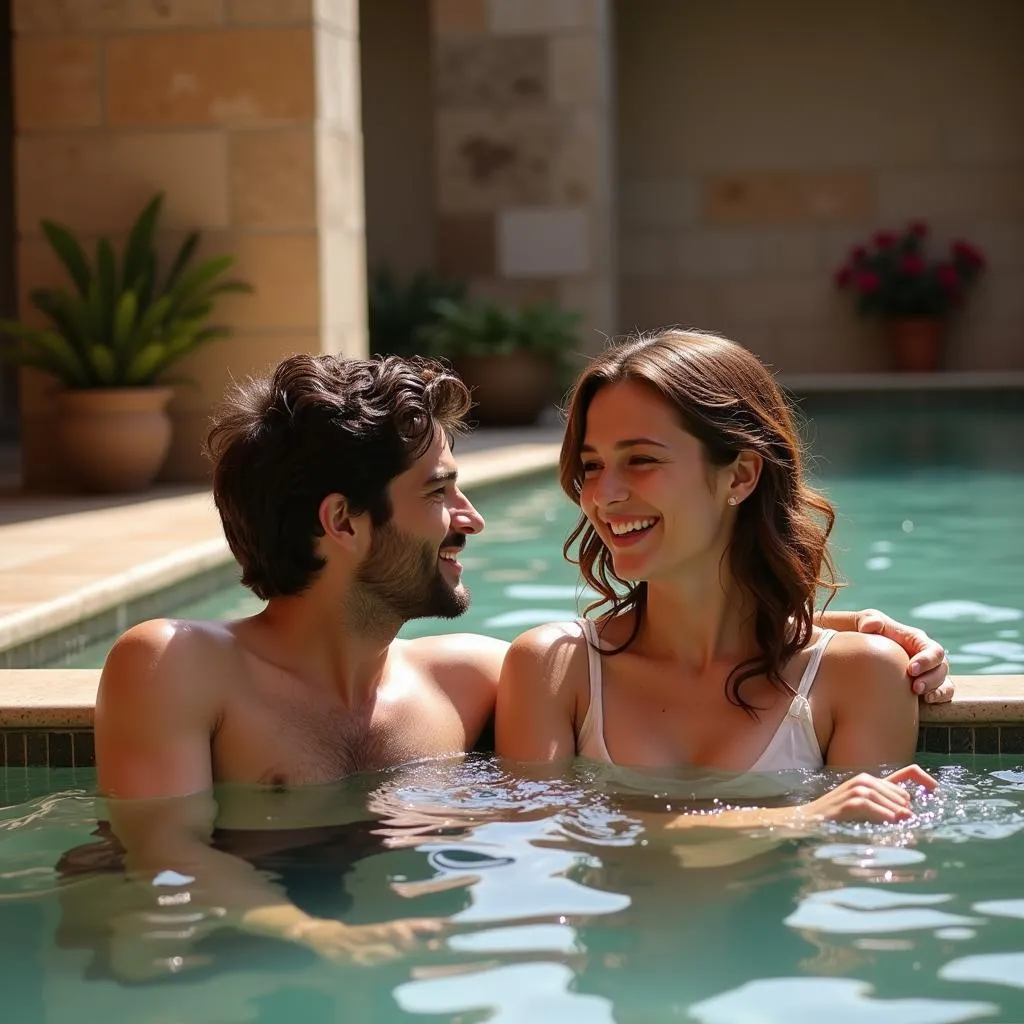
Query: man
[[93, 353, 950, 971]]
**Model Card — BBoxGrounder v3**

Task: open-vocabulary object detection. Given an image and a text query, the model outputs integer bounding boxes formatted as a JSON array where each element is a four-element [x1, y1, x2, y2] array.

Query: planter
[[886, 318, 945, 373], [55, 387, 174, 493], [453, 350, 558, 426]]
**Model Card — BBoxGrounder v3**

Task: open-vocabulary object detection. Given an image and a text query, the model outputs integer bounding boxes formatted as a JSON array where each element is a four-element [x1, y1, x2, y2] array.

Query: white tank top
[[575, 622, 836, 772]]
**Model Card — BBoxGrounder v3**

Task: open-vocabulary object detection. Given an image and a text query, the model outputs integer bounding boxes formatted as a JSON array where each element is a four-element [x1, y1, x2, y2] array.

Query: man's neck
[[249, 593, 400, 707]]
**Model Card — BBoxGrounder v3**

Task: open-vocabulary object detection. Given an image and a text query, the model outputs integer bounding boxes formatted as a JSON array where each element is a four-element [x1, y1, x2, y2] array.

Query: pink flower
[[937, 264, 960, 290], [900, 253, 925, 275], [856, 270, 881, 294], [873, 231, 897, 249], [834, 266, 854, 288], [908, 220, 929, 238]]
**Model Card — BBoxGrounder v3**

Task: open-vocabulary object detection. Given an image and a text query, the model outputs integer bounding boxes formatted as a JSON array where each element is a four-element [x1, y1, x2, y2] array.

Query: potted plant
[[0, 193, 251, 492], [419, 298, 581, 426], [834, 221, 986, 372], [368, 265, 465, 358]]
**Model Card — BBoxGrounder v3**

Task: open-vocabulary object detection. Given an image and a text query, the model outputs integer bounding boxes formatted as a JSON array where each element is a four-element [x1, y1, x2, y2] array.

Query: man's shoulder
[[98, 618, 238, 707], [401, 632, 509, 685]]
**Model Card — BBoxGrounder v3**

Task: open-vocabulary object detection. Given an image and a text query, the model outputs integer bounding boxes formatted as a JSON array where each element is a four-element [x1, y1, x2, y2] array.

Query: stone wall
[[12, 0, 367, 486], [430, 0, 616, 353], [616, 0, 1024, 372]]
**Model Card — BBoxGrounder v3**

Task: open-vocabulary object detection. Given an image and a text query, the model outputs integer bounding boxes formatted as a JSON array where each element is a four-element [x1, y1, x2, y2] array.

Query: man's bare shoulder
[[404, 631, 508, 672], [97, 618, 239, 711]]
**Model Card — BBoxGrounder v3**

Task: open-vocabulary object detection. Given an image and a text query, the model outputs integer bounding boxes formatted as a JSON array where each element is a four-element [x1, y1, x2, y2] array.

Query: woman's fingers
[[885, 764, 939, 791]]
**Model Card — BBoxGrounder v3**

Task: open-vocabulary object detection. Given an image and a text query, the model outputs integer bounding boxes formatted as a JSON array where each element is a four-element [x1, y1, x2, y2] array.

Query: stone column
[[11, 0, 366, 487], [430, 0, 617, 353]]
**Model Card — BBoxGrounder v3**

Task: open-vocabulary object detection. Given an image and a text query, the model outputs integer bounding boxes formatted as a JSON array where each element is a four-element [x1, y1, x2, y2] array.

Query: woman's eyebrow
[[580, 438, 669, 452]]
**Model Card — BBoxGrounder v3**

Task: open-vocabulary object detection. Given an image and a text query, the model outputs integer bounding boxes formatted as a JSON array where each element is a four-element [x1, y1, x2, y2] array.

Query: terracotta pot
[[55, 387, 174, 493], [886, 318, 944, 372], [453, 350, 557, 426]]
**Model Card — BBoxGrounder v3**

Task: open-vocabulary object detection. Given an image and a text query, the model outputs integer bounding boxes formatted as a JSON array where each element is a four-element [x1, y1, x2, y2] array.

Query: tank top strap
[[575, 618, 610, 760], [794, 627, 837, 699]]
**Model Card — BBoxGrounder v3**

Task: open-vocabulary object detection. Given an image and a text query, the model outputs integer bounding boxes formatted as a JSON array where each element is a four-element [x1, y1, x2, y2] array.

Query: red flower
[[873, 231, 897, 249], [900, 253, 925, 275], [834, 266, 854, 288], [908, 220, 929, 238], [937, 264, 960, 290], [856, 270, 881, 294], [951, 240, 986, 269]]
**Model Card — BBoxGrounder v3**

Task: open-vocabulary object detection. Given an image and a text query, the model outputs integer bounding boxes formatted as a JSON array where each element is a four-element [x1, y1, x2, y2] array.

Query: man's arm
[[96, 620, 439, 969], [817, 607, 951, 701]]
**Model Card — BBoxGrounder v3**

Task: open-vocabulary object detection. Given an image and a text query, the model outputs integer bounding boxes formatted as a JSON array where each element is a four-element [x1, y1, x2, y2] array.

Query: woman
[[496, 329, 938, 827]]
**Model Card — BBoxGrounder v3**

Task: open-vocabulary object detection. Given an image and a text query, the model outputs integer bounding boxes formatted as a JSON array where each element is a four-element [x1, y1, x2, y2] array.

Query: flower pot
[[886, 318, 944, 373], [453, 350, 557, 426], [55, 387, 174, 493]]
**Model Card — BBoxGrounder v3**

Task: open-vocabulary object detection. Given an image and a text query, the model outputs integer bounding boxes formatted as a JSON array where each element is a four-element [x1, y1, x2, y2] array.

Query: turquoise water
[[56, 395, 1024, 674], [3, 758, 1024, 1021]]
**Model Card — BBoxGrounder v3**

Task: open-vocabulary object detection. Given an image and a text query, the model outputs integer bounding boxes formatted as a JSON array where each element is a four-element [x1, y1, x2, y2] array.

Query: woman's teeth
[[609, 518, 657, 536]]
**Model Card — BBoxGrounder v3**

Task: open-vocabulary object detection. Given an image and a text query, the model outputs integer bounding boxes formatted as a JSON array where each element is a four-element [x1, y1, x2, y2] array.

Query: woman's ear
[[727, 450, 763, 506]]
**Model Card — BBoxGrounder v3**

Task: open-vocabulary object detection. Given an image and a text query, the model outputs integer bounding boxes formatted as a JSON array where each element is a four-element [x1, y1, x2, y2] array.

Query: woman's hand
[[789, 764, 938, 826], [855, 609, 953, 703]]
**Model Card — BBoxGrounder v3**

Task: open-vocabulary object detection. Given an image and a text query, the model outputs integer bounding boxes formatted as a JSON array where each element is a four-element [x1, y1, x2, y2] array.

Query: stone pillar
[[430, 0, 617, 354], [11, 0, 367, 487]]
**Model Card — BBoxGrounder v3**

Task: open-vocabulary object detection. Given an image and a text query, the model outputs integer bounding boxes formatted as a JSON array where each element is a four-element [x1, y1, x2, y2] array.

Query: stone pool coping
[[0, 429, 1022, 756]]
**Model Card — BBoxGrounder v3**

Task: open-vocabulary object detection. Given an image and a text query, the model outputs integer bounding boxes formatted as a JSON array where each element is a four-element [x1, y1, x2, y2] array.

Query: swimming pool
[[2, 757, 1024, 1021], [53, 392, 1024, 675]]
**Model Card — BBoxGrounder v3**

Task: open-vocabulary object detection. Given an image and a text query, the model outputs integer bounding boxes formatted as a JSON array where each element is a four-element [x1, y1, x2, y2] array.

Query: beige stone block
[[316, 126, 364, 230], [15, 237, 65, 330], [618, 279, 721, 337], [438, 214, 496, 277], [437, 108, 558, 212], [705, 172, 875, 226], [315, 26, 361, 130], [619, 230, 673, 278], [228, 0, 312, 25], [769, 320, 879, 375], [718, 276, 831, 325], [943, 99, 1024, 165], [169, 330, 320, 413], [313, 0, 358, 34], [323, 325, 368, 358], [486, 0, 599, 35], [620, 178, 699, 229], [498, 206, 589, 278], [877, 169, 1024, 221], [432, 0, 487, 38], [201, 232, 321, 331], [435, 36, 548, 108], [673, 229, 757, 280], [13, 0, 226, 33], [229, 129, 316, 227], [319, 227, 367, 334], [549, 34, 602, 108], [558, 278, 613, 349], [752, 228, 823, 273], [14, 37, 100, 130], [550, 111, 608, 207], [17, 133, 229, 235], [105, 29, 315, 127]]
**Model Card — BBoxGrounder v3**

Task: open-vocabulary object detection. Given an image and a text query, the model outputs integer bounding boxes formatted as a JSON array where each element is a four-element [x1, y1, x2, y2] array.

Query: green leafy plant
[[0, 193, 252, 388], [368, 266, 465, 358], [418, 297, 582, 364]]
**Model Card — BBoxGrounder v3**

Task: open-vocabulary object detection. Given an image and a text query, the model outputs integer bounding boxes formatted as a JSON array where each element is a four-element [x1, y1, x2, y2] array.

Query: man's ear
[[318, 493, 366, 552]]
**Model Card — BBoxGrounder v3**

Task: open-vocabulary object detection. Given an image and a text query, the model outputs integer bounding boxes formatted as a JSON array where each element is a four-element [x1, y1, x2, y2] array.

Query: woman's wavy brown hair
[[559, 329, 841, 713]]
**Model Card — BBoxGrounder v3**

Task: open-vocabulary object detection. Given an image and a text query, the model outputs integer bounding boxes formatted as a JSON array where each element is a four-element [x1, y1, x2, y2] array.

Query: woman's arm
[[495, 624, 583, 761], [821, 631, 919, 767]]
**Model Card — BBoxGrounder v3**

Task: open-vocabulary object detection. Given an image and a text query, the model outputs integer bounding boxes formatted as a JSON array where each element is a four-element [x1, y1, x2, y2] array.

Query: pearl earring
[[727, 497, 738, 506]]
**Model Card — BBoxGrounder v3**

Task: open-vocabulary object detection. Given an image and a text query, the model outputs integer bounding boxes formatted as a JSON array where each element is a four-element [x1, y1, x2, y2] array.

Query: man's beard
[[355, 520, 470, 624]]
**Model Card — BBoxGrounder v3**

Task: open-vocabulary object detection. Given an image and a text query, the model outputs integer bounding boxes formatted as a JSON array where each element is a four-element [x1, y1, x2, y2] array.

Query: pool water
[[55, 394, 1024, 674], [2, 757, 1024, 1022]]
